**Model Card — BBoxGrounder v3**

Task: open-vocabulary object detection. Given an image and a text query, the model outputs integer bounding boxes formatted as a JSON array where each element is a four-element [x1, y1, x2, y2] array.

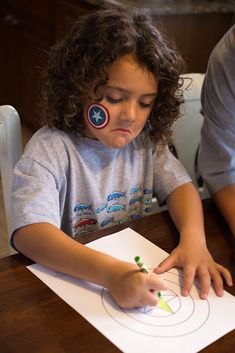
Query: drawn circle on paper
[[101, 271, 210, 337]]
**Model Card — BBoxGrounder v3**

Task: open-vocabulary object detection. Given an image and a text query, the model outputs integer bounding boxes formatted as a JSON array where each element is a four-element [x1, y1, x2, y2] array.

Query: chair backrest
[[0, 105, 22, 240], [171, 73, 209, 199]]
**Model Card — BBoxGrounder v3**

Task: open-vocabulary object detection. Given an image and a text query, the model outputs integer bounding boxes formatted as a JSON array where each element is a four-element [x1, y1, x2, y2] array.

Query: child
[[11, 5, 232, 309]]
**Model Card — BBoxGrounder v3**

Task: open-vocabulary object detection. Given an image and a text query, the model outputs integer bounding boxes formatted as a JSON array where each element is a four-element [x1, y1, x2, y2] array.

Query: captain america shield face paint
[[87, 103, 110, 129]]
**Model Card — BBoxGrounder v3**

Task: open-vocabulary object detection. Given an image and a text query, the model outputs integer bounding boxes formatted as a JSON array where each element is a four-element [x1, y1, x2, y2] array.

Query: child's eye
[[139, 101, 152, 109], [106, 96, 123, 104]]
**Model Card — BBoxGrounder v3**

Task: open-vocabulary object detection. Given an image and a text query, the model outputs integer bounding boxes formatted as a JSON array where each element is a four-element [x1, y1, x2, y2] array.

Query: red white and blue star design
[[87, 103, 110, 129]]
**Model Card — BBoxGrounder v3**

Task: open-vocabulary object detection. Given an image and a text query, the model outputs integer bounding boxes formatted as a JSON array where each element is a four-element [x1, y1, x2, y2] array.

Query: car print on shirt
[[130, 185, 142, 194], [144, 198, 152, 205], [96, 203, 108, 214], [143, 188, 153, 195], [144, 207, 152, 213], [107, 204, 126, 213], [74, 203, 93, 212], [74, 218, 97, 229], [107, 191, 126, 201], [129, 196, 142, 205], [101, 216, 115, 227], [115, 216, 129, 224], [128, 205, 138, 213]]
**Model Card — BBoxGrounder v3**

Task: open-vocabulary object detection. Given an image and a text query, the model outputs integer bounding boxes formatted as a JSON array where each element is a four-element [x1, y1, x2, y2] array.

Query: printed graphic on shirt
[[107, 191, 126, 201], [130, 185, 142, 194], [72, 185, 154, 236], [96, 203, 108, 214], [74, 203, 93, 212], [74, 218, 97, 228]]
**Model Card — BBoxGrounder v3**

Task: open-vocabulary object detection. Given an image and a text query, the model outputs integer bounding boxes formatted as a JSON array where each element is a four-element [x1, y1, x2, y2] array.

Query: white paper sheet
[[27, 228, 235, 353]]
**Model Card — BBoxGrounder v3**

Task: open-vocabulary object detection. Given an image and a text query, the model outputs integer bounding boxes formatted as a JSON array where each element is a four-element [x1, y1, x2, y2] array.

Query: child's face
[[83, 54, 158, 149]]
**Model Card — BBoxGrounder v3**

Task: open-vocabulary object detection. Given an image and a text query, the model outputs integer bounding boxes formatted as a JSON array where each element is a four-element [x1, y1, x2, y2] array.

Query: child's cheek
[[87, 103, 110, 129]]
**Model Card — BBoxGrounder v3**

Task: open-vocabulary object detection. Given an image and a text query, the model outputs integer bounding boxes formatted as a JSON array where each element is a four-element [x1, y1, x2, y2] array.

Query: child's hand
[[106, 260, 166, 308], [154, 241, 233, 300]]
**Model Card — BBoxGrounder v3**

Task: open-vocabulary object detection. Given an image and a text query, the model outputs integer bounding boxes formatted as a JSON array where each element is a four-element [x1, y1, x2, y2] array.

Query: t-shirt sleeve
[[153, 145, 192, 204], [11, 157, 61, 237]]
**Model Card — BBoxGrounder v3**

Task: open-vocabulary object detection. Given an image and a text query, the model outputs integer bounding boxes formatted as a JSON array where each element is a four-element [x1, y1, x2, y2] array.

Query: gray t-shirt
[[11, 127, 191, 238], [198, 25, 235, 194]]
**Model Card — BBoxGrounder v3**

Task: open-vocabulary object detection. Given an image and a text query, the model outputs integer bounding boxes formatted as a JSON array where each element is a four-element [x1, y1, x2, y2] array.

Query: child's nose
[[121, 101, 137, 122]]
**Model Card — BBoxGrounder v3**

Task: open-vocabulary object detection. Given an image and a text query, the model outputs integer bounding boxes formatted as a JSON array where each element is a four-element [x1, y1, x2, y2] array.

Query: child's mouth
[[112, 128, 131, 134]]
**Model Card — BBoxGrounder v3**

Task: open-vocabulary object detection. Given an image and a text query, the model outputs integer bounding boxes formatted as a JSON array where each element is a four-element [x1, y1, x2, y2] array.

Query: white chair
[[0, 105, 22, 244], [172, 73, 209, 199], [152, 73, 208, 213]]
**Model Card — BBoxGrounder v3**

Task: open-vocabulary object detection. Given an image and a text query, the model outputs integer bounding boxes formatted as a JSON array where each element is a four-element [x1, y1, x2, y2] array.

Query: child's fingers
[[153, 254, 176, 274], [182, 265, 196, 297], [209, 263, 233, 297], [215, 263, 233, 286], [209, 268, 224, 297], [147, 273, 167, 292], [140, 289, 159, 307], [196, 267, 211, 299], [139, 275, 166, 307]]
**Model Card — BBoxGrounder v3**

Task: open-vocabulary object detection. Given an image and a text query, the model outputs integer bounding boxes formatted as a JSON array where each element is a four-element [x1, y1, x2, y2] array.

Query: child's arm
[[13, 223, 166, 308], [154, 182, 233, 299]]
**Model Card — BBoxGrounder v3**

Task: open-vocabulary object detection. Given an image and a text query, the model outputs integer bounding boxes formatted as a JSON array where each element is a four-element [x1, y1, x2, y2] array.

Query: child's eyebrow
[[105, 85, 157, 98], [142, 93, 158, 98]]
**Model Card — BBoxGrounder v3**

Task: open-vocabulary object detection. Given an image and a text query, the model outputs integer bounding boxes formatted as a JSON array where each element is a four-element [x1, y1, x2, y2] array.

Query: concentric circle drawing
[[101, 271, 210, 337]]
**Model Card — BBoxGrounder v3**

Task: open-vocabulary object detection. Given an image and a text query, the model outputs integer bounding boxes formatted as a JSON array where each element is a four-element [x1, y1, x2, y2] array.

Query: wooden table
[[0, 199, 234, 353]]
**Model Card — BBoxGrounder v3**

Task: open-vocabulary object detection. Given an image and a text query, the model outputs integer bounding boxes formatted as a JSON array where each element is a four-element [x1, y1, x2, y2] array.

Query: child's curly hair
[[39, 4, 186, 145]]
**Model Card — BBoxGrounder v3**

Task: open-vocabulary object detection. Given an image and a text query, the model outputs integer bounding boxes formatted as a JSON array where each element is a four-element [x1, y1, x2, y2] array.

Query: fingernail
[[182, 290, 188, 296], [200, 293, 208, 300]]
